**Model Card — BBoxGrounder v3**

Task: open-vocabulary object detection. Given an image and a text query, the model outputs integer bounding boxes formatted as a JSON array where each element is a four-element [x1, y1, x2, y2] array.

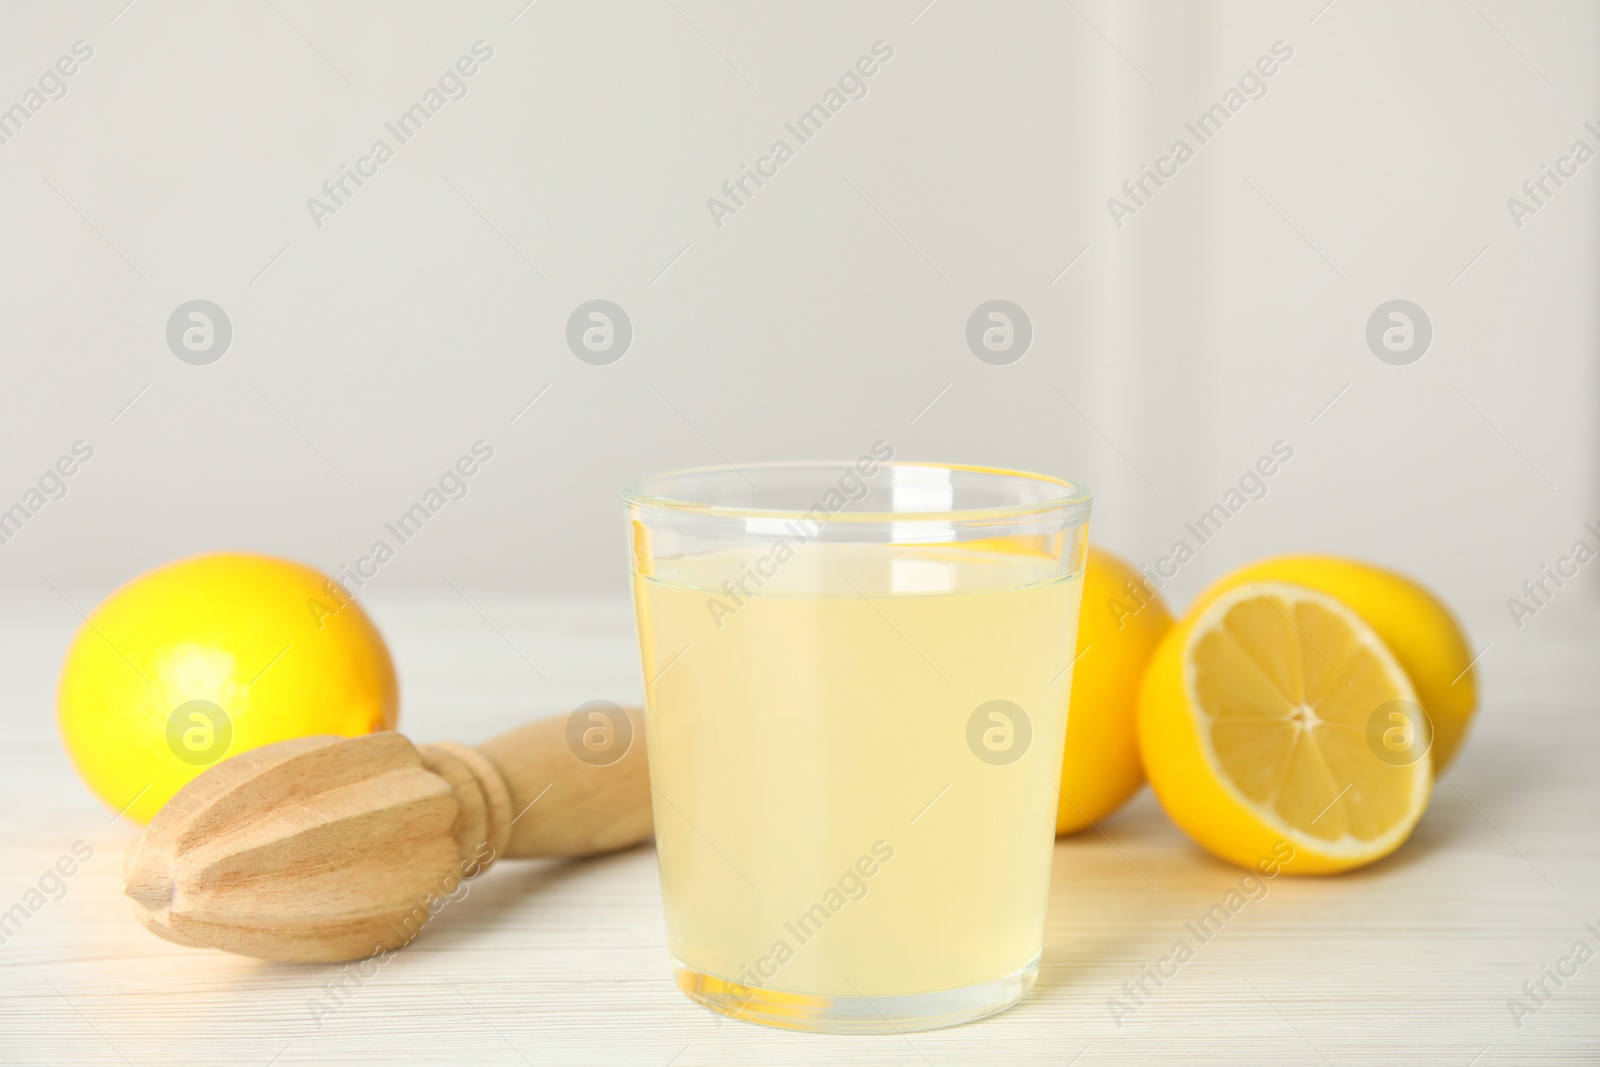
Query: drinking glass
[[625, 456, 1090, 1032]]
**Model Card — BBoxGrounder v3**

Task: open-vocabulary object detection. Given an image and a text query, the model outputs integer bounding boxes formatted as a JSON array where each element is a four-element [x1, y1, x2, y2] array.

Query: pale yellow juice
[[634, 540, 1081, 998]]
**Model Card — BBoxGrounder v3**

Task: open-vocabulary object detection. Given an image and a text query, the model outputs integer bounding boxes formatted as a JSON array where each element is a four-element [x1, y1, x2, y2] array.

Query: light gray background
[[1, 0, 1596, 645]]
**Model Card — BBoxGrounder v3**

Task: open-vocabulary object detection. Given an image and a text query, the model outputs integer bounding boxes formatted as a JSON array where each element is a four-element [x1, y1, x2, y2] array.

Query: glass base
[[672, 954, 1039, 1034]]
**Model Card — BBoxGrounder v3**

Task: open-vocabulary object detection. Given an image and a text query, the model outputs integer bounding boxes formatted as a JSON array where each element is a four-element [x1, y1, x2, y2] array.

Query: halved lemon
[[1138, 581, 1432, 874], [1188, 555, 1478, 773]]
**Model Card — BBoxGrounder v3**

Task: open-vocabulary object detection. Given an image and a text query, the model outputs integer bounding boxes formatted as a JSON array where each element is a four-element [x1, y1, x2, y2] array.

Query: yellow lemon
[[1191, 556, 1476, 773], [1138, 581, 1431, 874], [57, 552, 398, 824], [1056, 546, 1173, 834]]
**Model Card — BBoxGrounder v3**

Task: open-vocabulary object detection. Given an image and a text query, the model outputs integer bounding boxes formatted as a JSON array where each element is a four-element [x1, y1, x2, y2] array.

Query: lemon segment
[[1139, 581, 1431, 874]]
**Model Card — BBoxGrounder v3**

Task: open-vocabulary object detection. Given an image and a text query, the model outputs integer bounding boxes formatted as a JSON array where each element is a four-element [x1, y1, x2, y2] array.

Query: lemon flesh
[[1190, 555, 1477, 773], [1141, 582, 1431, 873]]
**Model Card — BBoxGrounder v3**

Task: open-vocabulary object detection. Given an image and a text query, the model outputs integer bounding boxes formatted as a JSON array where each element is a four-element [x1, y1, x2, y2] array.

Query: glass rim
[[622, 461, 1092, 525]]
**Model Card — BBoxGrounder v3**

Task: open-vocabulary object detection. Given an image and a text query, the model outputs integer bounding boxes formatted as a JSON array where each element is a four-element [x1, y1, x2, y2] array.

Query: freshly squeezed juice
[[634, 540, 1082, 998]]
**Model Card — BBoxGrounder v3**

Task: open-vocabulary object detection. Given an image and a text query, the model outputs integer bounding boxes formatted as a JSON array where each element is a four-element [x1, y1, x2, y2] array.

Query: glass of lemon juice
[[625, 457, 1090, 1032]]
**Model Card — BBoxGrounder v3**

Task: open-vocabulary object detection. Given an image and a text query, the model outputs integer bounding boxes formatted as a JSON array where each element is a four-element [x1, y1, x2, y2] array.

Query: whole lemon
[[1057, 546, 1173, 834], [1189, 556, 1476, 773], [57, 552, 398, 823]]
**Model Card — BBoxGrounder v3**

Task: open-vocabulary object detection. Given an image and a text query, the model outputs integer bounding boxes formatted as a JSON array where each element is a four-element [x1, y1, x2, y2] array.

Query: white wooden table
[[2, 594, 1596, 1066]]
